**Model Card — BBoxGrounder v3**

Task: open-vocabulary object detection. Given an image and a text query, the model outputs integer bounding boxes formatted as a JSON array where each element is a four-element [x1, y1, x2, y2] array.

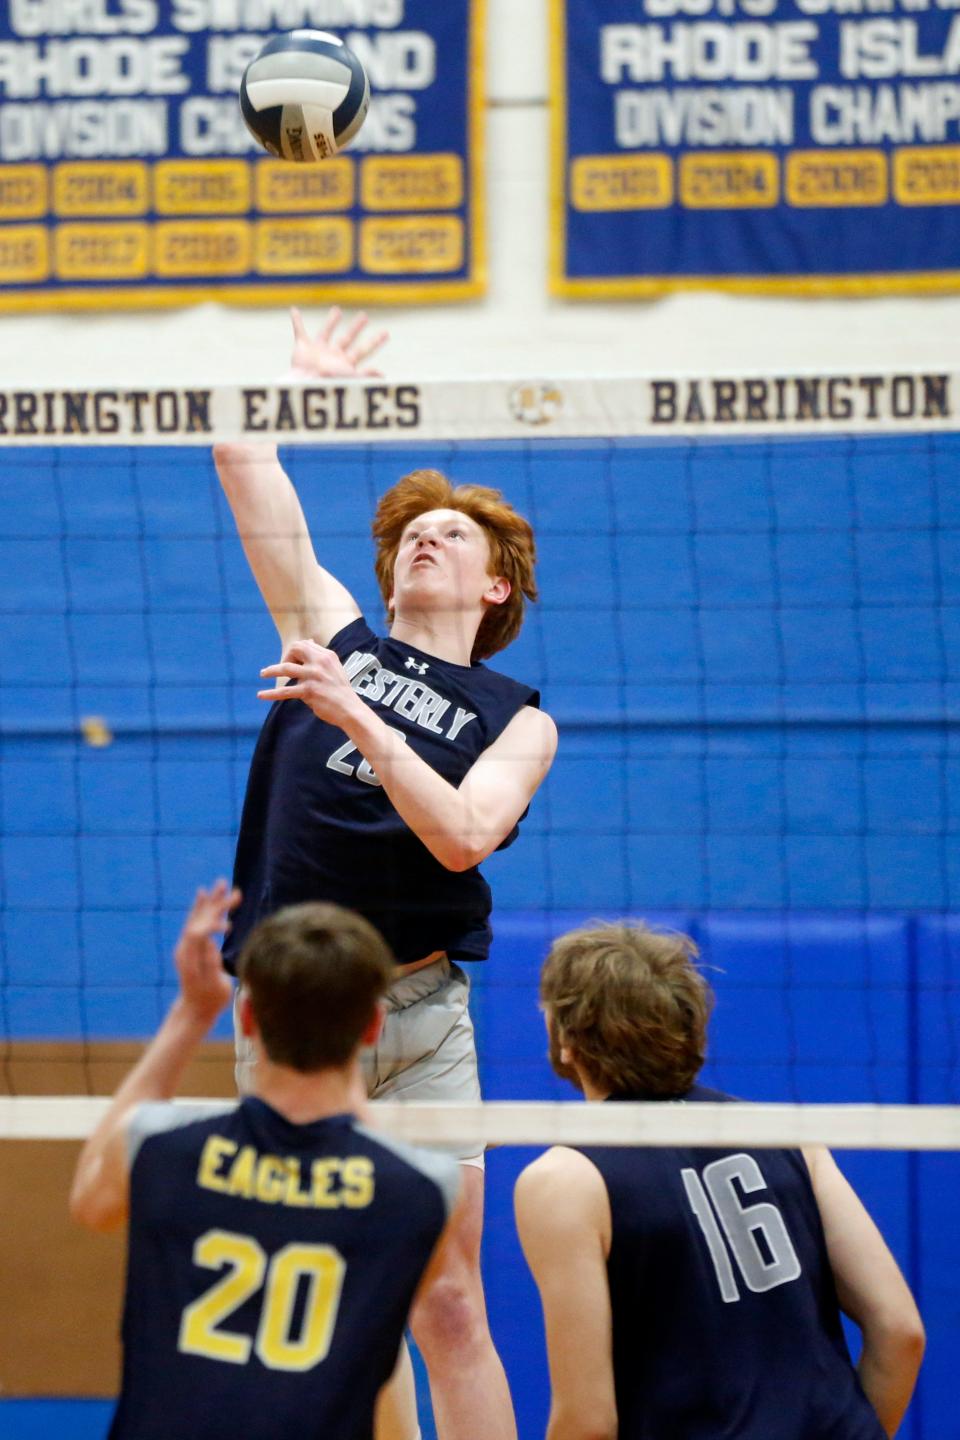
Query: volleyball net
[[0, 370, 957, 1109], [0, 370, 957, 1436]]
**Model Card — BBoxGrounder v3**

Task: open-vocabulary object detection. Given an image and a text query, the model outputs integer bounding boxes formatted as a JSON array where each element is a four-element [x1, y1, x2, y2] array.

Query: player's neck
[[253, 1056, 368, 1125], [389, 610, 480, 666]]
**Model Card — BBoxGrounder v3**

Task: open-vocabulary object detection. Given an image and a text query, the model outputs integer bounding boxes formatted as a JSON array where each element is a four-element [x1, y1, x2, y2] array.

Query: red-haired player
[[213, 309, 557, 1440]]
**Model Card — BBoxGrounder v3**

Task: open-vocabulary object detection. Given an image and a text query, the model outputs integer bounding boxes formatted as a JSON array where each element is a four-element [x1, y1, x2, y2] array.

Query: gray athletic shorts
[[233, 957, 483, 1165]]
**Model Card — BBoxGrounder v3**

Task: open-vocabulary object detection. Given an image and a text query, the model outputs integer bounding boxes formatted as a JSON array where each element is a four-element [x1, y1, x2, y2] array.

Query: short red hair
[[371, 469, 538, 662]]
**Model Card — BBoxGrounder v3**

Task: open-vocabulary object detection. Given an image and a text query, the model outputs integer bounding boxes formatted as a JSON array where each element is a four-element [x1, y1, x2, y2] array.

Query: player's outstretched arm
[[804, 1146, 925, 1436], [212, 308, 387, 648], [515, 1149, 618, 1440], [69, 882, 239, 1234], [258, 638, 558, 870]]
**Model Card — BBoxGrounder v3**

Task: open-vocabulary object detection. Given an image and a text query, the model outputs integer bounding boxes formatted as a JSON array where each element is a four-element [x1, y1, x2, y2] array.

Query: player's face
[[392, 508, 505, 612]]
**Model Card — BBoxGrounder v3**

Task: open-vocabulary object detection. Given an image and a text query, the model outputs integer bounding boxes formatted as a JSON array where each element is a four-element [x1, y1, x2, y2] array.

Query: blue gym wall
[[1, 435, 958, 1439]]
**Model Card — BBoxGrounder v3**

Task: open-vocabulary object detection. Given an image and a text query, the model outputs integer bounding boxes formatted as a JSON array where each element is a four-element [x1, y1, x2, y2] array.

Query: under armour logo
[[405, 657, 429, 675]]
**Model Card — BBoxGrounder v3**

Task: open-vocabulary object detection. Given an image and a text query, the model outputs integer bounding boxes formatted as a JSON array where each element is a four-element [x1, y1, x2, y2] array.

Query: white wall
[[2, 0, 958, 387]]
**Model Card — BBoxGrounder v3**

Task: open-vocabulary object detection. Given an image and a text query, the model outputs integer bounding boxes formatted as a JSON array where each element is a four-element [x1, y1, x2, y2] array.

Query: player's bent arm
[[71, 883, 237, 1234], [213, 441, 361, 647], [259, 642, 558, 868], [346, 702, 558, 871], [69, 999, 212, 1232], [515, 1149, 618, 1440], [804, 1146, 925, 1437]]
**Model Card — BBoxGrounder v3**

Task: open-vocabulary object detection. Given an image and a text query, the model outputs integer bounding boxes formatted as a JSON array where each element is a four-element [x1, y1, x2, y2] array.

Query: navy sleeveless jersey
[[109, 1096, 458, 1440], [223, 617, 539, 971], [576, 1085, 886, 1440]]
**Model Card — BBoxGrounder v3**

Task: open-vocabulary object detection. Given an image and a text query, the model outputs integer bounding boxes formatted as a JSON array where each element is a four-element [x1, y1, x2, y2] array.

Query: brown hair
[[236, 903, 395, 1071], [371, 469, 538, 662], [539, 921, 712, 1097]]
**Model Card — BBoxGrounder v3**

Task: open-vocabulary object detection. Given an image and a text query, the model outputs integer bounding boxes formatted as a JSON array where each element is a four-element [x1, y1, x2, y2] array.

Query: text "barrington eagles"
[[0, 385, 423, 439]]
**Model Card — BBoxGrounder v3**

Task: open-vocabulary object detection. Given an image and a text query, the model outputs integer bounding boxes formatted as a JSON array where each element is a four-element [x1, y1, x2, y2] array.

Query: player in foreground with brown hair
[[71, 882, 460, 1440], [213, 309, 557, 1440], [515, 921, 925, 1440]]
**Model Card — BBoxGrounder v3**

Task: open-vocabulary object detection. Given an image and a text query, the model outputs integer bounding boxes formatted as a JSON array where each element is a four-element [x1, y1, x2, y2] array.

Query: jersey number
[[682, 1154, 801, 1303], [327, 727, 407, 787], [178, 1229, 346, 1370]]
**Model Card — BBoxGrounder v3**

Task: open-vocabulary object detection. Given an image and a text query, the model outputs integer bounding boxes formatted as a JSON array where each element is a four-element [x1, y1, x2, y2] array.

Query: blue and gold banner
[[552, 0, 960, 295], [0, 2, 484, 310]]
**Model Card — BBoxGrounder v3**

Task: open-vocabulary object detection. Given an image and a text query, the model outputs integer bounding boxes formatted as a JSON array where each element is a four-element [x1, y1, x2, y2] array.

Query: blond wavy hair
[[540, 921, 712, 1097]]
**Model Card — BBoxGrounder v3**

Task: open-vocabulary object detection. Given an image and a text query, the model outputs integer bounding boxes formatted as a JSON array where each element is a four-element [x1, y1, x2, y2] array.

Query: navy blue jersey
[[109, 1097, 458, 1440], [223, 617, 539, 971], [576, 1086, 886, 1440]]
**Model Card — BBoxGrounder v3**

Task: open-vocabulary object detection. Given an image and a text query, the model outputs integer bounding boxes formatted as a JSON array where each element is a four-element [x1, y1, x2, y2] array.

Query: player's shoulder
[[516, 1145, 607, 1212], [126, 1099, 239, 1166], [326, 613, 379, 654], [515, 1147, 610, 1255], [523, 703, 558, 749], [470, 653, 542, 705], [495, 700, 557, 753]]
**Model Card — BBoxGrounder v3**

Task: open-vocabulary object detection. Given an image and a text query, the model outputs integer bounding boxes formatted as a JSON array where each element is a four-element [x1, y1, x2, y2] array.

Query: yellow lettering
[[54, 222, 150, 281], [225, 1144, 257, 1200], [255, 1155, 288, 1204], [570, 153, 673, 211], [311, 1158, 341, 1208], [359, 215, 464, 274], [361, 154, 463, 212], [679, 151, 779, 209], [342, 1156, 375, 1208], [786, 148, 886, 207], [199, 1142, 375, 1209], [197, 1135, 236, 1193], [253, 217, 353, 275], [255, 157, 354, 212], [893, 145, 960, 206], [283, 1158, 312, 1208], [153, 220, 251, 279]]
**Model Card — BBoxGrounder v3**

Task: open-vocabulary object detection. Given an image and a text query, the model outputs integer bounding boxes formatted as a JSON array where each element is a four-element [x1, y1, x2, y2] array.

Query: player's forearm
[[858, 1321, 925, 1436], [213, 442, 306, 545], [341, 703, 487, 871], [70, 999, 211, 1230], [213, 443, 324, 633], [213, 439, 279, 493], [214, 442, 308, 557], [111, 997, 213, 1110]]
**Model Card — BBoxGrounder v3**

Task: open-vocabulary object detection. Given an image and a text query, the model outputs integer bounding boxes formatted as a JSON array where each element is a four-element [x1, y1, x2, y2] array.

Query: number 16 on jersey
[[682, 1154, 802, 1304]]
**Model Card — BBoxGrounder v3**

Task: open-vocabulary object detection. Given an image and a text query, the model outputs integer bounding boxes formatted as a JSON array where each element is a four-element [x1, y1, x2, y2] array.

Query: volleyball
[[240, 30, 370, 162]]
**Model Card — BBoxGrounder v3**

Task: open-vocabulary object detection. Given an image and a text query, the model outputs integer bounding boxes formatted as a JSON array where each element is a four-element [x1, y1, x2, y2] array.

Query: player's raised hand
[[174, 880, 240, 1025], [258, 638, 361, 728], [289, 306, 389, 379]]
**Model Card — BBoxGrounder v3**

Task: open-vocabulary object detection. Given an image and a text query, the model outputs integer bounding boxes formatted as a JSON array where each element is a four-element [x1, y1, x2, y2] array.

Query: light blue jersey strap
[[126, 1100, 238, 1166]]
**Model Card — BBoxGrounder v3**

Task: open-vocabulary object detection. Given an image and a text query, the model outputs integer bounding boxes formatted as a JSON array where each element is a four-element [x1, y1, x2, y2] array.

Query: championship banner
[[552, 0, 960, 295], [0, 1, 484, 310]]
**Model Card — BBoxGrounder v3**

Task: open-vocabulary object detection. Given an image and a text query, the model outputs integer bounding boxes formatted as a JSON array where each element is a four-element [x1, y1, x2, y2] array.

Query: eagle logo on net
[[509, 382, 564, 427]]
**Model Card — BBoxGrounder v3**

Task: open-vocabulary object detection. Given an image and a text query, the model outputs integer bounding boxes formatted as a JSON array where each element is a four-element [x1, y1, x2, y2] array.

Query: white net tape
[[4, 1098, 960, 1150], [0, 370, 953, 445]]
